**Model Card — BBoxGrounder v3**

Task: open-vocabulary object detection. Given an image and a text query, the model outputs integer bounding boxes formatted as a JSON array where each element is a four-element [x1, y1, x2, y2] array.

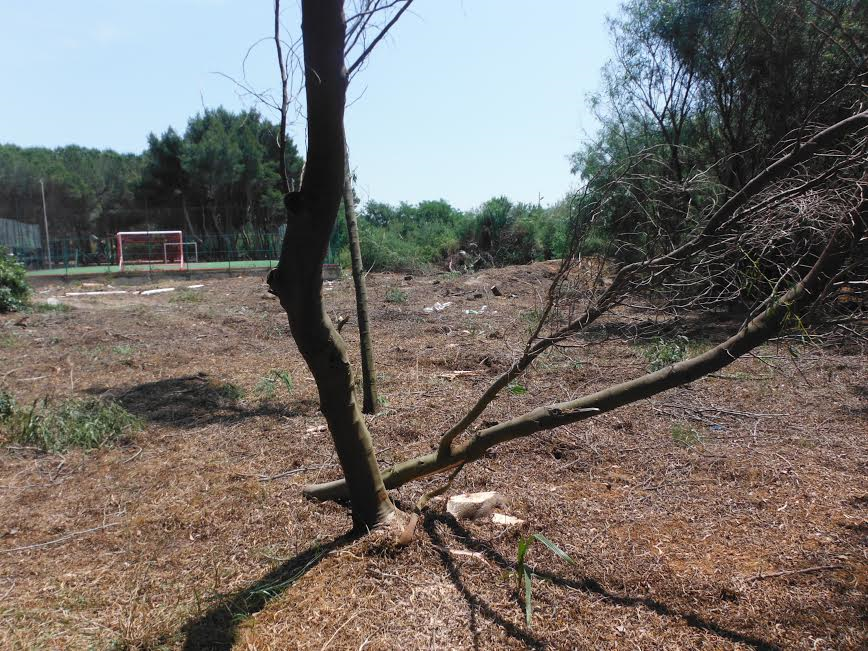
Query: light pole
[[40, 179, 52, 267]]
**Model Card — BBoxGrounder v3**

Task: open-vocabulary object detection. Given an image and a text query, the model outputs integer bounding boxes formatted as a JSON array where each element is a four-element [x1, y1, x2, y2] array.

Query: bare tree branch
[[274, 0, 290, 194], [346, 0, 415, 77]]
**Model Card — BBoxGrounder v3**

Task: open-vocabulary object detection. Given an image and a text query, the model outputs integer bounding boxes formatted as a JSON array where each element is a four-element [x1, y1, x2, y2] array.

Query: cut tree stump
[[447, 491, 505, 521]]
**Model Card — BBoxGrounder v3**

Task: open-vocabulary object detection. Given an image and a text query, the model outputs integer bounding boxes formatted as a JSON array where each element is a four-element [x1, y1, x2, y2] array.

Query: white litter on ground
[[140, 288, 176, 296], [464, 305, 488, 315], [491, 512, 525, 526], [187, 284, 204, 289], [64, 290, 128, 296], [423, 301, 453, 313]]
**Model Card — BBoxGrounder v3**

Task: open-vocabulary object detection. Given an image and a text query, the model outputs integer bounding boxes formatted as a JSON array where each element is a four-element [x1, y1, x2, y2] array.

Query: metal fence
[[18, 229, 339, 278], [0, 217, 42, 252]]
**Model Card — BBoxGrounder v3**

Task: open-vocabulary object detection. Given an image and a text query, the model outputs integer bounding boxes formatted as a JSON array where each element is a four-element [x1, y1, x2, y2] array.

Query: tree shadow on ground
[[85, 374, 318, 428], [424, 512, 780, 651], [175, 511, 776, 650], [582, 313, 745, 344], [422, 514, 547, 650], [179, 531, 358, 650]]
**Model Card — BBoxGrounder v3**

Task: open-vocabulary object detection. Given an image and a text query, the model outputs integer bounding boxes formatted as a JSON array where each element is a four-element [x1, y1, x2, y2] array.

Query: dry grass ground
[[0, 262, 865, 650]]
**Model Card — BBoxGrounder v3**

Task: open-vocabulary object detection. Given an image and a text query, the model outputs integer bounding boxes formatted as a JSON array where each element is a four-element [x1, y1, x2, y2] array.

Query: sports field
[[26, 259, 276, 277]]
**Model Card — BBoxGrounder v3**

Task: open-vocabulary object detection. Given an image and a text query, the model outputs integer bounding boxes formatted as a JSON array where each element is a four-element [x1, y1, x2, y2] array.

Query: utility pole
[[40, 179, 52, 267]]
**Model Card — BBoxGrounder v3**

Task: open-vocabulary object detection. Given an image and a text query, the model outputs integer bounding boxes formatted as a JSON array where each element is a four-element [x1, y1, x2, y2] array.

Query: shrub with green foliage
[[0, 390, 14, 419], [353, 200, 467, 271], [642, 336, 690, 371], [0, 394, 142, 452], [0, 247, 30, 312], [344, 196, 575, 272], [254, 370, 293, 400], [385, 287, 407, 303], [570, 0, 865, 265]]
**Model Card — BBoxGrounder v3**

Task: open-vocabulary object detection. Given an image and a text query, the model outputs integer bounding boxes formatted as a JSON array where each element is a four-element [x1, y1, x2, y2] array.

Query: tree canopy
[[572, 0, 866, 259], [0, 108, 302, 239]]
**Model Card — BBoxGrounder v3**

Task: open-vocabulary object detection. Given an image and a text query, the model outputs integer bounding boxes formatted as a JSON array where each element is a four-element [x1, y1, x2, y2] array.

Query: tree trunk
[[209, 193, 222, 236], [343, 145, 378, 414], [268, 0, 396, 529], [181, 194, 197, 240]]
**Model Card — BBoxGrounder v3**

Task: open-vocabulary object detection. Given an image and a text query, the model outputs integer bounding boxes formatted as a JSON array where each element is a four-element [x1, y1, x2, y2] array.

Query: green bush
[[508, 382, 528, 395], [0, 395, 142, 452], [642, 335, 690, 371], [355, 199, 466, 271], [0, 390, 14, 419], [385, 287, 407, 303], [347, 196, 578, 271], [215, 381, 245, 401], [336, 246, 352, 270], [0, 247, 30, 313]]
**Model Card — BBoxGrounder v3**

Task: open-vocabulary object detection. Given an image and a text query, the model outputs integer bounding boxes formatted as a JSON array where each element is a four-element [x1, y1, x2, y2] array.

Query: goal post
[[116, 231, 185, 271]]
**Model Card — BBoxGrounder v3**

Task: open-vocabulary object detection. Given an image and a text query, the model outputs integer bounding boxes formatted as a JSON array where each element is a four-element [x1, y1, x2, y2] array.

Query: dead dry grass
[[0, 263, 865, 650]]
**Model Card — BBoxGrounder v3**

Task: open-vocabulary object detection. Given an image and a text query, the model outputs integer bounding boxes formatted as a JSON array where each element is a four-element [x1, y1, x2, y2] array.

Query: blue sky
[[0, 1, 620, 210]]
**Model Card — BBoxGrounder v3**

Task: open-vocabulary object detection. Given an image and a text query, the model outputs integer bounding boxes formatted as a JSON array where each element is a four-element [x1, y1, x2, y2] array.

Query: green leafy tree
[[0, 247, 30, 312], [572, 0, 866, 260]]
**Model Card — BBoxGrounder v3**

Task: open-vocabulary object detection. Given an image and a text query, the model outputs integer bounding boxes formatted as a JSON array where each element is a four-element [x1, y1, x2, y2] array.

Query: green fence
[[21, 229, 338, 278]]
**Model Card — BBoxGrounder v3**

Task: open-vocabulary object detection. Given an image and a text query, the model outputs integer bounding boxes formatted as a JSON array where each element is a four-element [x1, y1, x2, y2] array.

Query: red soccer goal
[[116, 231, 185, 271]]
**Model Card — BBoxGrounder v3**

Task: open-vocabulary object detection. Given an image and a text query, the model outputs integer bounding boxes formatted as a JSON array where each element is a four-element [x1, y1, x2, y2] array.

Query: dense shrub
[[332, 199, 467, 272], [0, 247, 30, 312], [459, 197, 577, 266], [332, 196, 577, 272]]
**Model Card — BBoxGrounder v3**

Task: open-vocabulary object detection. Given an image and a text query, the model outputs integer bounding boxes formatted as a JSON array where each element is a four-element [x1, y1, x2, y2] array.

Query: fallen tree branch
[[433, 110, 868, 457], [0, 522, 120, 554], [304, 175, 866, 501], [746, 564, 845, 581]]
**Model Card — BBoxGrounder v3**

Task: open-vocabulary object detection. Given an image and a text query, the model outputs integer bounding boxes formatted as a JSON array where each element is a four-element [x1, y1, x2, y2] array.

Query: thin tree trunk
[[181, 194, 197, 240], [209, 194, 222, 236], [268, 0, 396, 529], [343, 144, 378, 414], [270, 269, 395, 526]]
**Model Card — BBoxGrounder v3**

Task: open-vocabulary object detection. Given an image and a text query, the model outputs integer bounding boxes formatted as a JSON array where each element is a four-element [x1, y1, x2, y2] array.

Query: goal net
[[116, 231, 185, 271]]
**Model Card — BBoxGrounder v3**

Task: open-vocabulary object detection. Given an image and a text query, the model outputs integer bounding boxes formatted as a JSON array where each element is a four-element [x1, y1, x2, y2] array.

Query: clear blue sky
[[0, 1, 620, 211]]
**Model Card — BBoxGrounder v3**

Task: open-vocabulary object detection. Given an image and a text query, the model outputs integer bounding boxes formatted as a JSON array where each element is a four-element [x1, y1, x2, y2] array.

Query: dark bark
[[343, 144, 379, 414], [268, 0, 395, 528]]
